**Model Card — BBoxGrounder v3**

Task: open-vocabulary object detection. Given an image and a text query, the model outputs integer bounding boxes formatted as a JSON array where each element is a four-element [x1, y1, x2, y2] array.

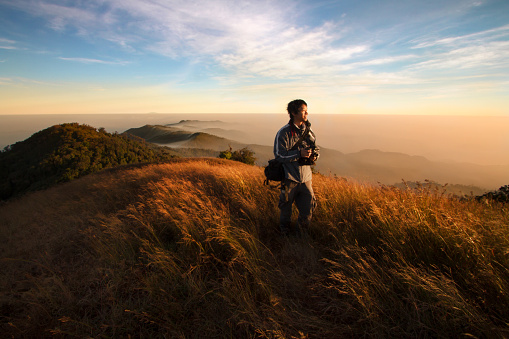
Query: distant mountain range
[[1, 122, 504, 200], [124, 123, 508, 193]]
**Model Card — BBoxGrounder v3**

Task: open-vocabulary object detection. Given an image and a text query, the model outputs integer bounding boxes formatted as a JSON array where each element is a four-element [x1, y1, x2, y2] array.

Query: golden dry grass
[[1, 158, 508, 338]]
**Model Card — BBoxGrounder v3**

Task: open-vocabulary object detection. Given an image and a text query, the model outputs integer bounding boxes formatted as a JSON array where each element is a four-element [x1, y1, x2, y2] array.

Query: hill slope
[[125, 124, 246, 150], [1, 159, 508, 337], [165, 119, 247, 141], [0, 123, 175, 199]]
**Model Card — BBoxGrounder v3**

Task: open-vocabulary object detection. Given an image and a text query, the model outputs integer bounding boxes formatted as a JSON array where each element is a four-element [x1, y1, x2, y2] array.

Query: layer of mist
[[1, 114, 507, 191], [1, 113, 507, 166]]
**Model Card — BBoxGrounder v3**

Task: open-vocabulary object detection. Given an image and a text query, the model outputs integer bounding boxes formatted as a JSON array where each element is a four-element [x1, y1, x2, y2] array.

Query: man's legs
[[279, 180, 316, 236], [279, 179, 298, 235], [295, 180, 316, 233]]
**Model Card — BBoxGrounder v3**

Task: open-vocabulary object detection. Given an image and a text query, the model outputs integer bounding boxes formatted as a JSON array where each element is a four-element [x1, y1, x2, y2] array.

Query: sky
[[0, 0, 508, 115]]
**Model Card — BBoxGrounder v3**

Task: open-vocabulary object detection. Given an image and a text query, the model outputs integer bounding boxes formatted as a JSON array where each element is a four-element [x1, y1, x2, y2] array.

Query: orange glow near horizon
[[1, 82, 507, 116]]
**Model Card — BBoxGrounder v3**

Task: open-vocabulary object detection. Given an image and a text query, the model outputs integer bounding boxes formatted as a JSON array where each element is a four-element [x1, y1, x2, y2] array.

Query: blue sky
[[0, 0, 508, 114]]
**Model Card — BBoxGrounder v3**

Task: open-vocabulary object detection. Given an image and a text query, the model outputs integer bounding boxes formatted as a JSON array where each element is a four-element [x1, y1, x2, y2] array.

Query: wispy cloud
[[0, 77, 12, 85], [411, 40, 509, 72], [346, 55, 418, 68], [0, 76, 59, 87], [0, 37, 18, 50], [2, 1, 101, 32], [1, 0, 508, 101], [1, 0, 362, 78], [411, 24, 509, 49], [217, 22, 367, 79], [58, 57, 129, 65], [0, 38, 16, 43]]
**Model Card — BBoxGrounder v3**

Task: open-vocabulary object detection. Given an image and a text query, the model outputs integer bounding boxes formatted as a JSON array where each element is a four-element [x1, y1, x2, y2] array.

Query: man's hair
[[287, 99, 307, 121]]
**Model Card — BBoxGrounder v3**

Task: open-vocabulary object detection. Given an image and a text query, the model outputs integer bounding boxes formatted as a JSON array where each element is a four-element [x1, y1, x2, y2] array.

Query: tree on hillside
[[219, 146, 256, 165], [218, 146, 233, 160]]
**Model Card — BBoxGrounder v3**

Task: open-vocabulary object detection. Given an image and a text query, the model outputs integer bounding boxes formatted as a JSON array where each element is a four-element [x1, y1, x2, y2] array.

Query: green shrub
[[219, 147, 256, 165]]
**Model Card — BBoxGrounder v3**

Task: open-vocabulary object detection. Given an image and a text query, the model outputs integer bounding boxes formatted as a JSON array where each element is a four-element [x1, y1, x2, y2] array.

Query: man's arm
[[274, 128, 300, 163]]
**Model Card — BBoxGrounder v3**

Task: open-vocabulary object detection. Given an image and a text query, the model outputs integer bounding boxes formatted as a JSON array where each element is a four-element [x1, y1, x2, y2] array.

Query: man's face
[[293, 104, 308, 125]]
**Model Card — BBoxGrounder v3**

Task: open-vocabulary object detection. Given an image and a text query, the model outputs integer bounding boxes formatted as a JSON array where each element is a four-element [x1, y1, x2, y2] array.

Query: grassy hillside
[[1, 159, 508, 338], [0, 123, 175, 200]]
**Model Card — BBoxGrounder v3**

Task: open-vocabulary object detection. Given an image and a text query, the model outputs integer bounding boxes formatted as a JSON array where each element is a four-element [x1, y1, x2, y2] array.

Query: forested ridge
[[0, 123, 175, 200]]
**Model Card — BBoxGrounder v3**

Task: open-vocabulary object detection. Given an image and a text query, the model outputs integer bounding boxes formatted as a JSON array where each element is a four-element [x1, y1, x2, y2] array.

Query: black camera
[[298, 146, 319, 166]]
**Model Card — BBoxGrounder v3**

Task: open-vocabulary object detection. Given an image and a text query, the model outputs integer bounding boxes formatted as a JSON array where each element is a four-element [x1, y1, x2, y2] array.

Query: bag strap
[[289, 123, 311, 151]]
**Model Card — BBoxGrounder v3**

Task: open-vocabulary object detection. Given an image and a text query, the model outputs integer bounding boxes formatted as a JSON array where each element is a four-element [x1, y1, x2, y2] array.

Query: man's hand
[[300, 147, 312, 158]]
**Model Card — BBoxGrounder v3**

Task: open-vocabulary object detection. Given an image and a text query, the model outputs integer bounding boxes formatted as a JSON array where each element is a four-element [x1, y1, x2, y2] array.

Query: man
[[273, 99, 319, 236]]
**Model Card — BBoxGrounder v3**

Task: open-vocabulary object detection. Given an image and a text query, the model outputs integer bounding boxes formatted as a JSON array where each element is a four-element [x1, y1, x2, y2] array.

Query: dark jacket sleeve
[[274, 127, 300, 163]]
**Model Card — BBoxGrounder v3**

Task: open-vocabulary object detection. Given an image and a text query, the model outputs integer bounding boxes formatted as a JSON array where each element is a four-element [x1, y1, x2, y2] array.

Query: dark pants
[[279, 179, 316, 235]]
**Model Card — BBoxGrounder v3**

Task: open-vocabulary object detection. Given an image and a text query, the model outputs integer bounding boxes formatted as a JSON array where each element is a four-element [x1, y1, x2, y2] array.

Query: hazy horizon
[[1, 113, 507, 167]]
